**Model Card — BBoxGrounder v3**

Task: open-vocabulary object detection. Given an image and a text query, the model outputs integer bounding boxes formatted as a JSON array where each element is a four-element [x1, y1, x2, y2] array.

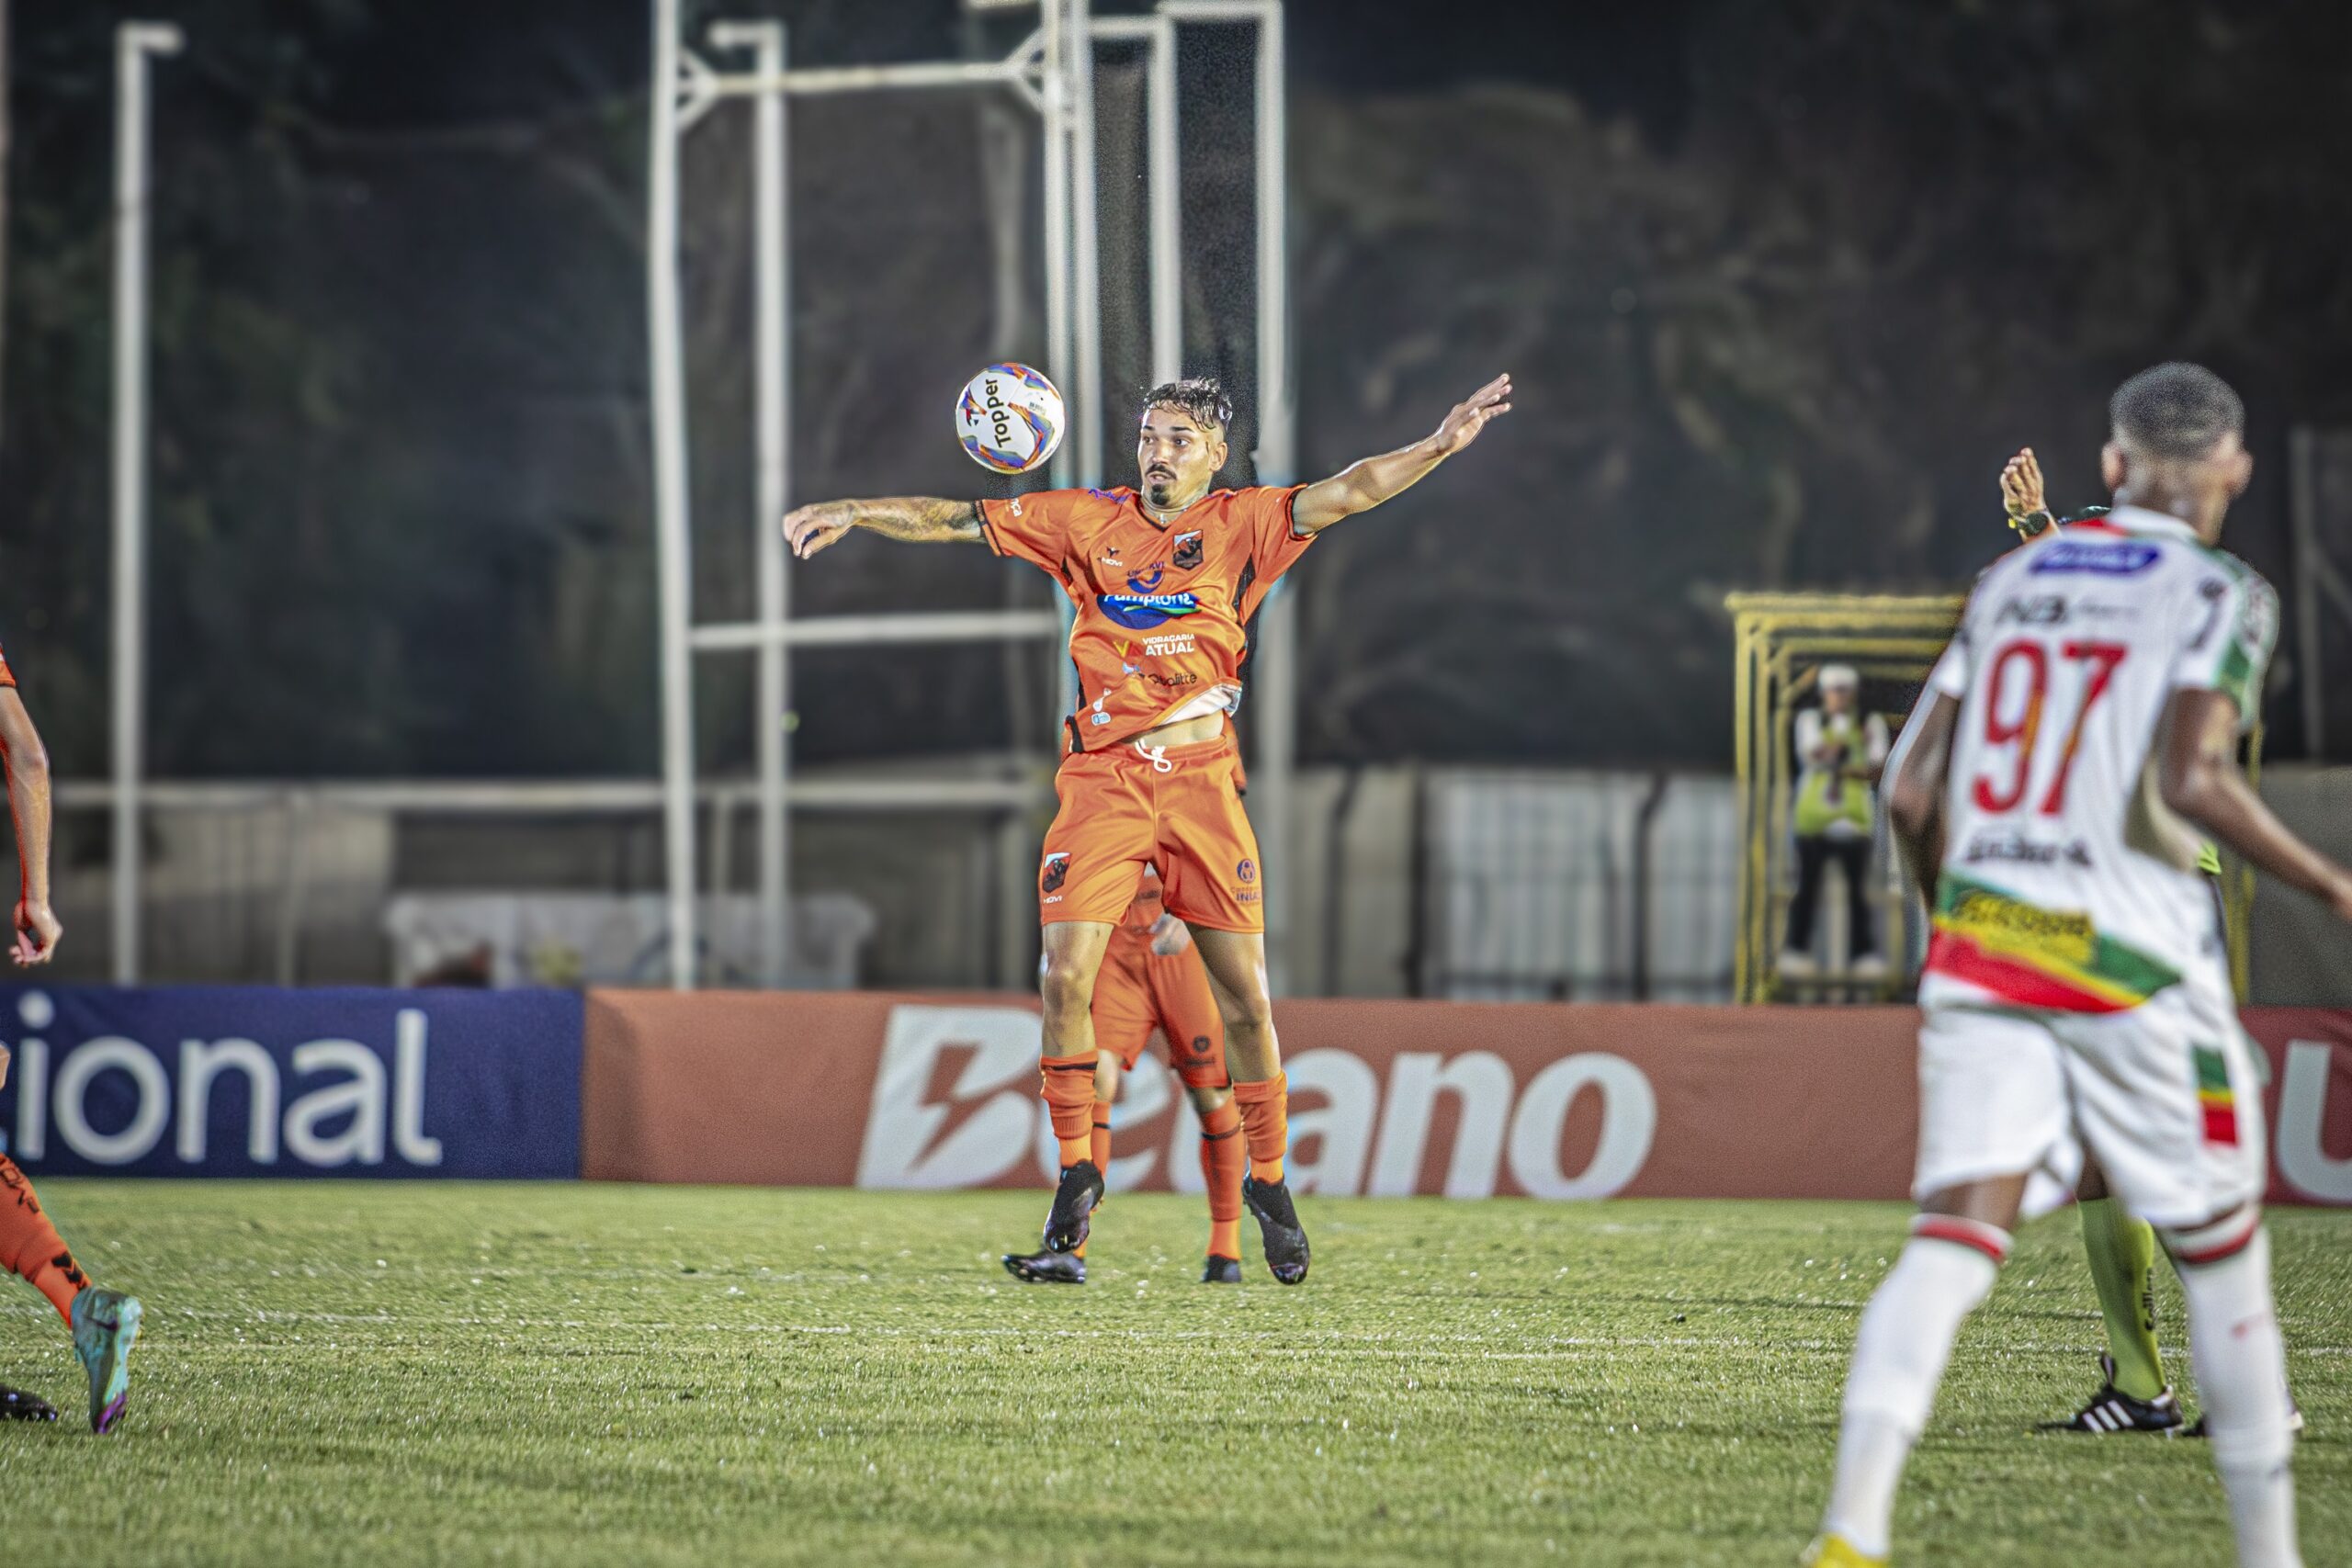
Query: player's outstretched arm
[[2160, 688, 2352, 921], [1291, 373, 1512, 535], [2001, 446, 2056, 537], [783, 497, 983, 560], [1885, 691, 1958, 904], [0, 690, 61, 964]]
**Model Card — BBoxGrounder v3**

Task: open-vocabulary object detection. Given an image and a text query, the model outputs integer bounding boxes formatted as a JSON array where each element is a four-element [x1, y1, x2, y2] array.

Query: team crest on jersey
[[1041, 852, 1070, 894], [1172, 531, 1204, 570], [1100, 592, 1200, 629], [2029, 540, 2161, 576]]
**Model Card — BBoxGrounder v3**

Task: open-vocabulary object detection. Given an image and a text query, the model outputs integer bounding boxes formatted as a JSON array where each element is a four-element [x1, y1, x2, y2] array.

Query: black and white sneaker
[[1241, 1173, 1309, 1285], [1002, 1249, 1087, 1284], [2037, 1354, 2186, 1434], [1042, 1160, 1104, 1255], [1201, 1255, 1242, 1284]]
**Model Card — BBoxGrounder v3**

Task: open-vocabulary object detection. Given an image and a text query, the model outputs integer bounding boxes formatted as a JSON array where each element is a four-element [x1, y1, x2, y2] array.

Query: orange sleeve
[[1238, 485, 1313, 611], [977, 490, 1075, 577]]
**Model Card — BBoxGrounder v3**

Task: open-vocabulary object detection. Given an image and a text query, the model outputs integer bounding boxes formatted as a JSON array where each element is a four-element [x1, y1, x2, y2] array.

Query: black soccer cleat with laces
[[1002, 1249, 1087, 1284], [1201, 1255, 1242, 1284], [1043, 1160, 1105, 1254], [2037, 1354, 2185, 1434], [1242, 1173, 1309, 1285], [0, 1384, 58, 1423]]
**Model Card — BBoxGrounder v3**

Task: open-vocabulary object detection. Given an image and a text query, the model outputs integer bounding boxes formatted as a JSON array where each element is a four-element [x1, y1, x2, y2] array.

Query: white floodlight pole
[[649, 0, 700, 988], [1144, 15, 1182, 384], [712, 18, 792, 988], [1041, 2, 1074, 491], [110, 21, 181, 985], [1250, 6, 1297, 995], [1163, 1, 1294, 988], [1091, 13, 1182, 387], [1068, 0, 1103, 488]]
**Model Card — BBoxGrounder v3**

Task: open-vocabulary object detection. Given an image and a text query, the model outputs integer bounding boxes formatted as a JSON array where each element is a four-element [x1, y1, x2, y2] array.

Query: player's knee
[[1038, 955, 1097, 1021]]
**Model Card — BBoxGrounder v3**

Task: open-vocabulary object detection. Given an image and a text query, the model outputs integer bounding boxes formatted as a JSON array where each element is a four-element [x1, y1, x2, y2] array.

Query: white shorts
[[1913, 981, 2267, 1230]]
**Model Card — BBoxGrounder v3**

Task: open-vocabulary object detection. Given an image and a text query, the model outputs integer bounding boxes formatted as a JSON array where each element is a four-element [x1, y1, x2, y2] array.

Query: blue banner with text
[[0, 987, 581, 1179]]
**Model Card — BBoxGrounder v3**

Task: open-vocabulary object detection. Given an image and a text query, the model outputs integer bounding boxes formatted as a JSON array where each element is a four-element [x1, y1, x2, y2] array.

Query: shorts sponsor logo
[[1237, 859, 1256, 883], [2029, 540, 2161, 576], [1172, 531, 1204, 570], [1041, 852, 1069, 895], [1099, 592, 1201, 630]]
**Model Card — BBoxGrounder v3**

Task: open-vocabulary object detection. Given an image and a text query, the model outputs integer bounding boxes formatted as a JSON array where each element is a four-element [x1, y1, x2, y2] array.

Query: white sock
[[1820, 1221, 2006, 1557], [2174, 1225, 2301, 1568]]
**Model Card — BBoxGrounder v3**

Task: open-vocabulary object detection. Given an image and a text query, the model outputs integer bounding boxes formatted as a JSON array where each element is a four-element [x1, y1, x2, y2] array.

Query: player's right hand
[[2001, 447, 2046, 522], [13, 899, 60, 965], [0, 1042, 10, 1091], [784, 502, 855, 560]]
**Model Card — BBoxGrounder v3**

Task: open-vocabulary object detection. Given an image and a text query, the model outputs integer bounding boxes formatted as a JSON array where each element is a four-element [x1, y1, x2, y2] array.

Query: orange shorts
[[1092, 931, 1227, 1088], [1038, 731, 1263, 932]]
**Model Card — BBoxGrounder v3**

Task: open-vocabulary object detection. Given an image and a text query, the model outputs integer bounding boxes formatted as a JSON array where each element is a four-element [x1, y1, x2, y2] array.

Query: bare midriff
[[1131, 710, 1227, 750]]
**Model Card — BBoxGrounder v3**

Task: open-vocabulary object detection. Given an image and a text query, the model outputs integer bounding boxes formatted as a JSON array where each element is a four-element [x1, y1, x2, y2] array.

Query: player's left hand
[[1148, 913, 1193, 958], [1430, 374, 1513, 457], [0, 1042, 9, 1090], [14, 899, 60, 965]]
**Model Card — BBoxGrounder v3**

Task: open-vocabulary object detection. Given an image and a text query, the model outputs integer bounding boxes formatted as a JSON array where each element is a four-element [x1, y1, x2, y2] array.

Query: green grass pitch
[[0, 1182, 2345, 1566]]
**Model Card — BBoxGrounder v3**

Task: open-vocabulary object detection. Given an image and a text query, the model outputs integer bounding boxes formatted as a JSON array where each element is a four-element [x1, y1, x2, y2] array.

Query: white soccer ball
[[956, 362, 1066, 476]]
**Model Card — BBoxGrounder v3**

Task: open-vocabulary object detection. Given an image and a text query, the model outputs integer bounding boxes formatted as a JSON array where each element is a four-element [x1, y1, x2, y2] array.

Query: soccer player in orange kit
[[1002, 864, 1249, 1284], [0, 638, 144, 1431], [786, 372, 1512, 1283]]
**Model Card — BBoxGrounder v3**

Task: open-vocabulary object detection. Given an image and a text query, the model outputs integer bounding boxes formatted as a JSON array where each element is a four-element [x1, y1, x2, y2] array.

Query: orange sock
[[1231, 1074, 1289, 1184], [0, 1156, 88, 1325], [1200, 1099, 1244, 1258], [1091, 1104, 1112, 1176], [1039, 1054, 1097, 1168]]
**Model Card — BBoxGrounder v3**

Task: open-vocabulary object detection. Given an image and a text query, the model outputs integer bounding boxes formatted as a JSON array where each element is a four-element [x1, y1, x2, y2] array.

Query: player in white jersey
[[1806, 364, 2352, 1568]]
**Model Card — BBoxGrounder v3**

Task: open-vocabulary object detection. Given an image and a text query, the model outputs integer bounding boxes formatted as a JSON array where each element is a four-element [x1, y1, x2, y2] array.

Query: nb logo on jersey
[[2029, 540, 2161, 577]]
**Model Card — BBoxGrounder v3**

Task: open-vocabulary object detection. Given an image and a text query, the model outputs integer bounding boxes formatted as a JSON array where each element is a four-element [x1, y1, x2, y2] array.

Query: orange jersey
[[978, 484, 1311, 750]]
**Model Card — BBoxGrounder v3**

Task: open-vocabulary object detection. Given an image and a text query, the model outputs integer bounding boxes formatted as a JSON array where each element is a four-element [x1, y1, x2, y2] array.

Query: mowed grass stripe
[[0, 1183, 2342, 1567]]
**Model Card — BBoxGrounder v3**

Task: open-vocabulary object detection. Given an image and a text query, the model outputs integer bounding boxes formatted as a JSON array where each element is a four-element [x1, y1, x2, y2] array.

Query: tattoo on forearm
[[859, 498, 983, 543]]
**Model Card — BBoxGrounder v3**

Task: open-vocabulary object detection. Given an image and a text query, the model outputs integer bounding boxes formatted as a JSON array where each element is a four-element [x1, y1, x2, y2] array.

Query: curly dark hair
[[1140, 378, 1234, 434], [2110, 362, 2244, 462]]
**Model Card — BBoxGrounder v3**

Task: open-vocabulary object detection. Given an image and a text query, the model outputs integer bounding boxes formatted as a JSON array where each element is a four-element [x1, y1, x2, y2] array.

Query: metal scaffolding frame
[[646, 0, 1296, 991]]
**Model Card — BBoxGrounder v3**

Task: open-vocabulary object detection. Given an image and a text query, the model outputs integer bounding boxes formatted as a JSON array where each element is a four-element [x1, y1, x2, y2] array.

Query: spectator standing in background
[[1781, 665, 1890, 980]]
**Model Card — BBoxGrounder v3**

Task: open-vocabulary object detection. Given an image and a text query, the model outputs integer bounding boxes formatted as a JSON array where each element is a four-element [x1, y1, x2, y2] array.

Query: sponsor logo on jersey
[[1126, 564, 1166, 592], [1143, 633, 1196, 658], [1041, 852, 1070, 895], [1146, 671, 1198, 688], [1237, 859, 1257, 884], [1924, 874, 2181, 1013], [1100, 592, 1201, 629], [2028, 539, 2161, 576], [1172, 531, 1204, 570], [1962, 832, 2093, 868], [1996, 594, 2070, 626]]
